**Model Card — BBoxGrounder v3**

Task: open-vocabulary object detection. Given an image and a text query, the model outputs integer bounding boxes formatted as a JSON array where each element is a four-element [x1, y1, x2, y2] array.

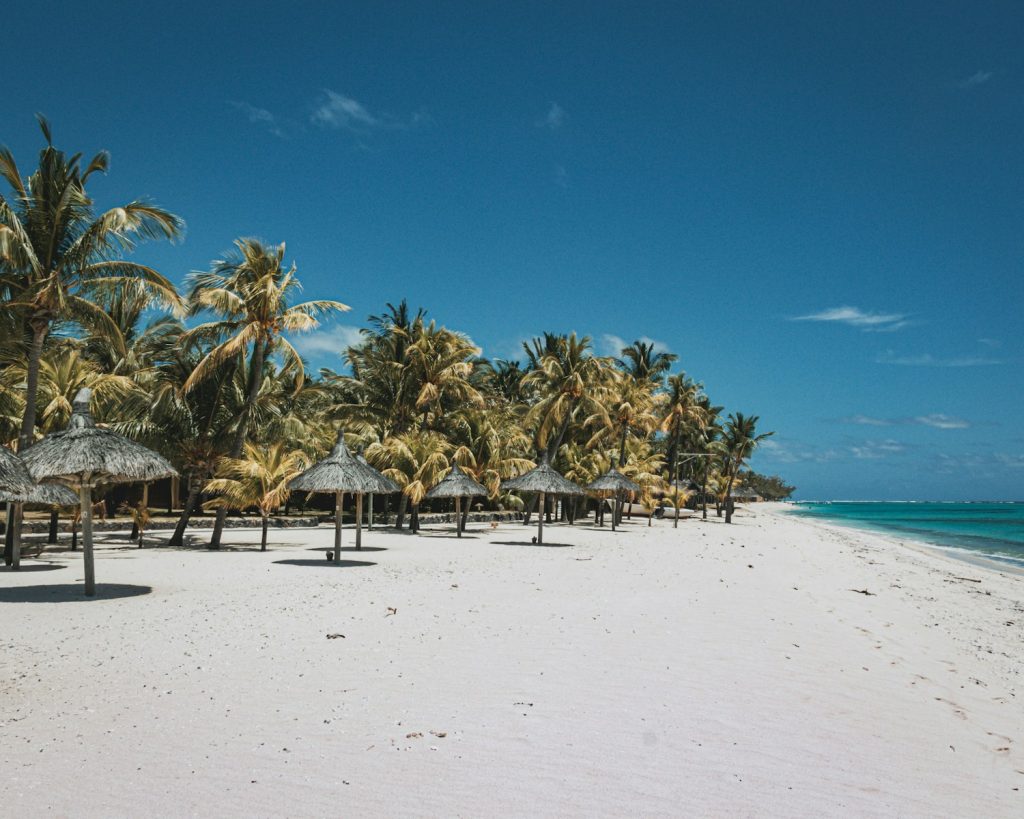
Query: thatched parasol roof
[[502, 459, 585, 496], [290, 430, 400, 495], [0, 445, 35, 499], [0, 480, 79, 506], [586, 468, 641, 495], [426, 463, 488, 499], [22, 389, 177, 487]]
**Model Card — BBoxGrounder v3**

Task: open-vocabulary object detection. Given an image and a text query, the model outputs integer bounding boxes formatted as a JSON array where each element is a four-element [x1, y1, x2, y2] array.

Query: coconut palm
[[0, 116, 183, 453], [203, 442, 310, 550], [617, 340, 677, 385], [183, 238, 348, 547], [720, 413, 773, 523], [367, 432, 451, 532]]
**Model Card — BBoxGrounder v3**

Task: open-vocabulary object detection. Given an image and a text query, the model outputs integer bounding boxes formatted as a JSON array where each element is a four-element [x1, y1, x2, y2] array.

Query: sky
[[3, 1, 1022, 500]]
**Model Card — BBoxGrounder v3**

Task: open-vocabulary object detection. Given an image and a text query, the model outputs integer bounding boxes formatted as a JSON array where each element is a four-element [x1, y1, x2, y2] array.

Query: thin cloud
[[839, 413, 971, 429], [536, 102, 565, 130], [956, 70, 993, 89], [554, 164, 568, 188], [876, 351, 1001, 367], [230, 101, 285, 137], [791, 306, 908, 332], [599, 333, 672, 358], [850, 439, 907, 460], [290, 324, 364, 358], [977, 338, 1002, 348], [311, 90, 380, 131], [757, 438, 838, 464]]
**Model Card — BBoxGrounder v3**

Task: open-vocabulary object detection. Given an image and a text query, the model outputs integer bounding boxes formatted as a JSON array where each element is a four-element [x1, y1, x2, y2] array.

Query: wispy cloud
[[977, 338, 1002, 348], [554, 164, 568, 188], [290, 324, 364, 359], [849, 439, 907, 460], [536, 102, 565, 130], [311, 90, 381, 131], [230, 101, 285, 137], [839, 413, 971, 429], [876, 351, 1001, 367], [791, 306, 908, 332], [956, 70, 993, 90], [757, 438, 838, 464], [598, 333, 672, 358]]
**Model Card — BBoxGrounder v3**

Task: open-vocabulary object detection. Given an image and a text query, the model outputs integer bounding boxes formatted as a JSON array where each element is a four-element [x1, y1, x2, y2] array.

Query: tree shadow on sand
[[491, 540, 575, 548], [273, 559, 377, 568], [0, 563, 66, 573], [306, 546, 388, 553], [0, 583, 152, 602]]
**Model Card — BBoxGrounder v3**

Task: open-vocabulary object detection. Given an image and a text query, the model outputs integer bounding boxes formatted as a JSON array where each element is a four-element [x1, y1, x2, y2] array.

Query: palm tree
[[0, 116, 184, 453], [183, 238, 348, 547], [720, 413, 772, 523], [203, 442, 309, 550], [660, 373, 702, 482], [617, 340, 677, 385], [367, 432, 451, 532]]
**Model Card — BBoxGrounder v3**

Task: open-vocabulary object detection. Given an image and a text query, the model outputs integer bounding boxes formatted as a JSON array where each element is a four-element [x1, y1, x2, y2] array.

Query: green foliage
[[738, 470, 796, 501]]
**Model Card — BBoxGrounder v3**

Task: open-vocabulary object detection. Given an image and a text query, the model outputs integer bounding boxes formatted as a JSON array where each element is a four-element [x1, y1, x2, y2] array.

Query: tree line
[[1, 118, 778, 551]]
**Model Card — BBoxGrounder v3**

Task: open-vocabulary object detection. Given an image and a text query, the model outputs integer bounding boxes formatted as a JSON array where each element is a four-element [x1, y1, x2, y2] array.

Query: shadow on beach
[[306, 546, 388, 553], [491, 540, 575, 548], [273, 559, 377, 568], [0, 563, 66, 573], [0, 583, 152, 602]]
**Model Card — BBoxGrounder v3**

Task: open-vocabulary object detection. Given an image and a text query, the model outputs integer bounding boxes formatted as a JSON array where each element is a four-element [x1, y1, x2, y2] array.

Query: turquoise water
[[788, 502, 1024, 569]]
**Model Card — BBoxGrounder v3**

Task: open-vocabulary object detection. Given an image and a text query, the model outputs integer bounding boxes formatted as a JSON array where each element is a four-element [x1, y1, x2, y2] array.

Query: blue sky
[[4, 1, 1022, 500]]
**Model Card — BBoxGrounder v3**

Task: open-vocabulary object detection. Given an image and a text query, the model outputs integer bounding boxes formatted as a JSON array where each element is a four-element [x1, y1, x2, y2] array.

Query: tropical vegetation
[[1, 120, 779, 553]]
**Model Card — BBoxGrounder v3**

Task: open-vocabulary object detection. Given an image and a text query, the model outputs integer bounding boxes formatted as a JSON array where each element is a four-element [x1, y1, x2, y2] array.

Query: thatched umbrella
[[425, 462, 488, 537], [289, 430, 399, 561], [0, 481, 78, 569], [1, 446, 40, 570], [502, 458, 584, 545], [586, 468, 641, 531], [22, 389, 177, 596]]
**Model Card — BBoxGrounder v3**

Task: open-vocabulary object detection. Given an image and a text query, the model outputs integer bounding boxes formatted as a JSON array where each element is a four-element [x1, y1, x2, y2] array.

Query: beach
[[1, 505, 1021, 817]]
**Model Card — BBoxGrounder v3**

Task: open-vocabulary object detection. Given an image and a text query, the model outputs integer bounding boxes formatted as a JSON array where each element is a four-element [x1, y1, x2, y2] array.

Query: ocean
[[787, 501, 1024, 570]]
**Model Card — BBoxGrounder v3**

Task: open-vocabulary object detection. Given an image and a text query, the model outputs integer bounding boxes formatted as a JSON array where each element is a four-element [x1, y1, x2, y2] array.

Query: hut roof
[[426, 463, 488, 499], [290, 431, 400, 494], [586, 467, 641, 495], [0, 445, 34, 499], [502, 459, 585, 496], [0, 480, 79, 506], [22, 390, 177, 488]]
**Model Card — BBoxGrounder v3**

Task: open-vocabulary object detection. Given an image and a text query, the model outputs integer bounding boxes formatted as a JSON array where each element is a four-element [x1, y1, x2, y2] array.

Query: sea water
[[788, 501, 1024, 569]]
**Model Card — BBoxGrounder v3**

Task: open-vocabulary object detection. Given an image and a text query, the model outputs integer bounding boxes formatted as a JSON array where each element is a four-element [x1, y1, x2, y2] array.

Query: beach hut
[[586, 468, 641, 531], [1, 446, 39, 570], [21, 389, 177, 596], [289, 430, 399, 561], [502, 458, 585, 545], [0, 481, 78, 569], [425, 462, 488, 537]]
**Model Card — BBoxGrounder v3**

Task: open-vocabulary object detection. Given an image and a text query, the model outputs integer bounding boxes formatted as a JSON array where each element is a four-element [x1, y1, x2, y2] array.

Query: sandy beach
[[1, 505, 1021, 817]]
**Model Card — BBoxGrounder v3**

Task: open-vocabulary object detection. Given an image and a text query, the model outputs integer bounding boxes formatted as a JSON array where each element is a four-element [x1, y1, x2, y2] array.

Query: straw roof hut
[[289, 430, 399, 560], [0, 481, 78, 507], [586, 468, 641, 531], [425, 462, 488, 537], [502, 458, 584, 545], [0, 446, 33, 499], [22, 389, 177, 596]]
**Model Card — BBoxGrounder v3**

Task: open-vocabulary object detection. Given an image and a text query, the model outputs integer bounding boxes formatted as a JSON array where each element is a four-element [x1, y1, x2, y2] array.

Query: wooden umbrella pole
[[455, 495, 461, 538], [368, 492, 374, 530], [333, 490, 342, 562], [612, 490, 618, 532], [80, 475, 95, 596], [355, 493, 363, 550], [537, 491, 545, 544], [11, 502, 22, 570]]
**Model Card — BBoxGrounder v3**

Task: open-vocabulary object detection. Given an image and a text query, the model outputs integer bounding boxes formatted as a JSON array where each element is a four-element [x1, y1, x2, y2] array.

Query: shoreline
[[770, 502, 1024, 579]]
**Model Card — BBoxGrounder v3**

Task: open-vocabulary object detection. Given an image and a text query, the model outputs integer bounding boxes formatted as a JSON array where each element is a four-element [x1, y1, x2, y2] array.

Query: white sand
[[1, 506, 1021, 817]]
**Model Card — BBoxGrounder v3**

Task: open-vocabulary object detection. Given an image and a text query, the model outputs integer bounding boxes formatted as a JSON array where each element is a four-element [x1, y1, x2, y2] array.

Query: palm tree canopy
[[425, 462, 488, 499], [290, 429, 399, 494], [21, 388, 177, 487]]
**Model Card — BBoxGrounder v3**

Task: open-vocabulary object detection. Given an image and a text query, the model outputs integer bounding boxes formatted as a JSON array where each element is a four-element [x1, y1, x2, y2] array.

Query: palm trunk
[[209, 341, 267, 549], [536, 491, 545, 544], [355, 493, 363, 549], [260, 515, 268, 550], [618, 427, 628, 467], [169, 478, 201, 548], [333, 490, 343, 562], [394, 493, 408, 530], [10, 503, 22, 570], [460, 498, 470, 533], [701, 464, 709, 520]]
